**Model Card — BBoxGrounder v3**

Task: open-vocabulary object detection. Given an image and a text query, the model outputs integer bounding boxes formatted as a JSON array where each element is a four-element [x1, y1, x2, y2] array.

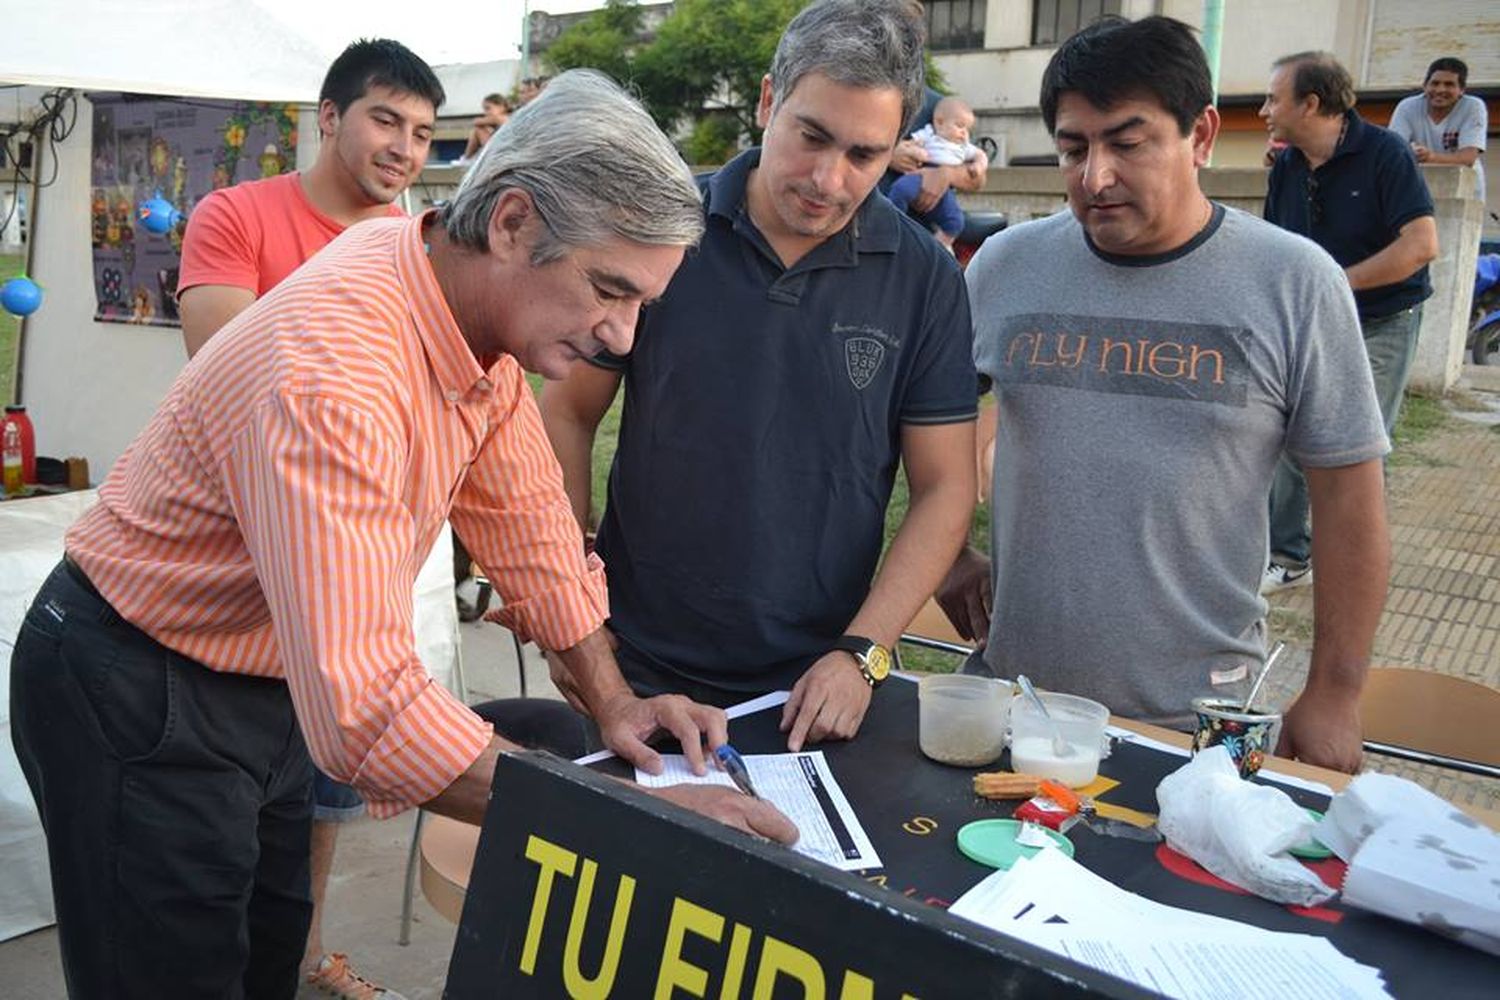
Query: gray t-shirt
[[967, 206, 1388, 726], [1388, 92, 1487, 201]]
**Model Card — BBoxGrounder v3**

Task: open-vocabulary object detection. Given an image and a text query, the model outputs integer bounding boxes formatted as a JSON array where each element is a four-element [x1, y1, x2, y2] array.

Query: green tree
[[632, 0, 802, 142], [543, 0, 647, 85], [546, 0, 803, 153], [545, 0, 943, 162], [684, 113, 743, 166]]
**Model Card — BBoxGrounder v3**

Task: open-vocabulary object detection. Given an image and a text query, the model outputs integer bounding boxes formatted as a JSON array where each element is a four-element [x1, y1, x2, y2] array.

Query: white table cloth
[[0, 491, 459, 941]]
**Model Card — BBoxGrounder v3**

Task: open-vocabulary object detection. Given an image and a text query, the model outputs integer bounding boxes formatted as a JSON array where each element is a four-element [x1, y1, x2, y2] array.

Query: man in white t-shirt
[[1388, 57, 1487, 203]]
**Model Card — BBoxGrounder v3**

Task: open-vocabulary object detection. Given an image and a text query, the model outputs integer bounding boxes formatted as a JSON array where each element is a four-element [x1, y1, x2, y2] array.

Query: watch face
[[865, 644, 892, 682]]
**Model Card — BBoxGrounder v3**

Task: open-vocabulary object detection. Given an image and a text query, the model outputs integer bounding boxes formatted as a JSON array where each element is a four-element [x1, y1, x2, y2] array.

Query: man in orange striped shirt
[[11, 71, 794, 999], [177, 40, 445, 998]]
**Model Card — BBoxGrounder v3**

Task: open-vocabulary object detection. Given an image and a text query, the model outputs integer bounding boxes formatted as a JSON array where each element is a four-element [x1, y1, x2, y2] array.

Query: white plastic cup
[[1009, 690, 1109, 787], [918, 674, 1010, 767]]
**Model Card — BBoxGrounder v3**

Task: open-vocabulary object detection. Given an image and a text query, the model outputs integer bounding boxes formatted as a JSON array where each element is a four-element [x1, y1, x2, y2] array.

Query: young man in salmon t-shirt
[[176, 39, 440, 1000]]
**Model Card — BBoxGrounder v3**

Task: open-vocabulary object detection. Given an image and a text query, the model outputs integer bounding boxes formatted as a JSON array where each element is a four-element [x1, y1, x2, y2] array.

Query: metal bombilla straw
[[1242, 641, 1287, 714]]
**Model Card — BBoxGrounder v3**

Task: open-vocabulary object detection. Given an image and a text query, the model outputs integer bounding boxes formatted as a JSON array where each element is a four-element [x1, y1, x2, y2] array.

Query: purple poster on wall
[[88, 93, 299, 327]]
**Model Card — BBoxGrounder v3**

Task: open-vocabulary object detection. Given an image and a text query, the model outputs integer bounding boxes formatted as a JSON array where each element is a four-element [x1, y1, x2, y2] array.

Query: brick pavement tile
[[1430, 620, 1453, 648], [1275, 417, 1499, 800]]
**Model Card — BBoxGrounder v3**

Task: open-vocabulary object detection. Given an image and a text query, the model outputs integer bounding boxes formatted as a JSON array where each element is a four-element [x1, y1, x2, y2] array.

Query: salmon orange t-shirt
[[177, 172, 402, 297]]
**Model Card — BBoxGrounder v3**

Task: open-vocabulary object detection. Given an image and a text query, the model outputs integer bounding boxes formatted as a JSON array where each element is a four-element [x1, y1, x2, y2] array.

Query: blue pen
[[715, 744, 760, 799]]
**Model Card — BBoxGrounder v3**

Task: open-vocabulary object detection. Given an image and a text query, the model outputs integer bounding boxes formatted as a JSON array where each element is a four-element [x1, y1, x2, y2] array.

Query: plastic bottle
[[2, 421, 22, 496], [3, 405, 35, 483]]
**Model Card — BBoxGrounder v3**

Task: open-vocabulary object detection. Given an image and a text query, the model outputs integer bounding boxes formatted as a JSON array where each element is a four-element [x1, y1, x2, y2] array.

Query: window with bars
[[1032, 0, 1122, 46], [926, 0, 987, 52]]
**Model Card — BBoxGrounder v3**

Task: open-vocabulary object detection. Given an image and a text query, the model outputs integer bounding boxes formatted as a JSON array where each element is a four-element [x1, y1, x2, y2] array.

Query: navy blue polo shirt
[[591, 148, 977, 698], [1264, 110, 1433, 319]]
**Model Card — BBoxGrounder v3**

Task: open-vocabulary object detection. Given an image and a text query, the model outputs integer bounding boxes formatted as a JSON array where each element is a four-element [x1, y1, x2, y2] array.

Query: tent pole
[[10, 111, 46, 406]]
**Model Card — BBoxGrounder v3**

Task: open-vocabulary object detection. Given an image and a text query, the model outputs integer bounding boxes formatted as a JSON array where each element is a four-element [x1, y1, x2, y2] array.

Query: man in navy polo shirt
[[540, 0, 977, 753], [1258, 51, 1437, 593]]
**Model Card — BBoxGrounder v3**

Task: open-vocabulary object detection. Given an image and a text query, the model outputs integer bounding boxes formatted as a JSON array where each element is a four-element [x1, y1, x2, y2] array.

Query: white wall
[[1215, 1, 1353, 94], [19, 97, 319, 478], [434, 59, 522, 115]]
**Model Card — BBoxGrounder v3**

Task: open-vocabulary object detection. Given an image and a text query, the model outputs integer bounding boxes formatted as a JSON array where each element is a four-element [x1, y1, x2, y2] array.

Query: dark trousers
[[10, 560, 313, 999]]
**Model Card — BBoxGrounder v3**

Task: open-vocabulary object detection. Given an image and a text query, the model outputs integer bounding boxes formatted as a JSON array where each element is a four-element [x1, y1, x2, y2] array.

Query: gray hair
[[442, 69, 703, 262], [768, 0, 927, 133]]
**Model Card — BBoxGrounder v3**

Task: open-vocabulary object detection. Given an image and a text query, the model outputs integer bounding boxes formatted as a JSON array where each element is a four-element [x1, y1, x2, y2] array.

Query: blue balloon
[[138, 193, 184, 235], [0, 276, 42, 317]]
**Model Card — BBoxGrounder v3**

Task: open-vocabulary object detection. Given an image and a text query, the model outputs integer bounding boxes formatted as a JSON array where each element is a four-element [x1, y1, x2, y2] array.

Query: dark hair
[[1272, 51, 1355, 117], [1040, 16, 1212, 137], [482, 92, 508, 108], [1425, 57, 1468, 88], [319, 38, 445, 114]]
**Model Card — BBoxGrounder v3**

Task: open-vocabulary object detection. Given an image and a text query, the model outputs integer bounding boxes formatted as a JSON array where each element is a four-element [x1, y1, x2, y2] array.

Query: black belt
[[62, 554, 104, 601]]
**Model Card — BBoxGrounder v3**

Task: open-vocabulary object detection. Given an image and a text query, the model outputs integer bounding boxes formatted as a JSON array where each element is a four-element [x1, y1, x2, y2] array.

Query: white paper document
[[635, 751, 881, 872], [950, 847, 1389, 999]]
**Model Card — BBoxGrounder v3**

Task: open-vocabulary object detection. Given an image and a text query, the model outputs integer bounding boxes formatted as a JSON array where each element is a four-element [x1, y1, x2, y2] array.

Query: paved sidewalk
[[1262, 374, 1500, 812]]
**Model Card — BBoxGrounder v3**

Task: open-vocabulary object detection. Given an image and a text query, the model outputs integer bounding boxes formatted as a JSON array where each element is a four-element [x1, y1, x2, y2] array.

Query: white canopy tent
[[2, 0, 332, 101], [0, 0, 463, 943]]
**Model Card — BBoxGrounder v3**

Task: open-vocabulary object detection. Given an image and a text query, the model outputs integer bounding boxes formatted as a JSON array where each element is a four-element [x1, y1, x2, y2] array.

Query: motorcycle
[[1470, 252, 1500, 366], [953, 210, 1008, 269]]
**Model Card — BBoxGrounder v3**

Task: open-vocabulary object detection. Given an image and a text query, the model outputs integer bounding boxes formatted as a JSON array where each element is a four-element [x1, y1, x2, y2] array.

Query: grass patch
[[526, 372, 621, 527], [0, 253, 24, 405], [1266, 607, 1314, 645], [1390, 392, 1448, 448], [1388, 391, 1452, 467], [896, 644, 968, 674]]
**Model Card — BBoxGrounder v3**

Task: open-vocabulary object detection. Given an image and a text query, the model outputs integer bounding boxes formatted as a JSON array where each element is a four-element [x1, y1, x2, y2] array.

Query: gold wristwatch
[[832, 635, 891, 688]]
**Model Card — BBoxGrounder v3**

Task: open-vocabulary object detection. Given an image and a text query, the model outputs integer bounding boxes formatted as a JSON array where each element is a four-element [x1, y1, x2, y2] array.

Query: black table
[[445, 678, 1497, 997]]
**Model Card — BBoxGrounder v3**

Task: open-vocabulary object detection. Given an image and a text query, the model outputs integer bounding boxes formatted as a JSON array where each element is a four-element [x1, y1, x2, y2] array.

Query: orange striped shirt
[[67, 213, 607, 818]]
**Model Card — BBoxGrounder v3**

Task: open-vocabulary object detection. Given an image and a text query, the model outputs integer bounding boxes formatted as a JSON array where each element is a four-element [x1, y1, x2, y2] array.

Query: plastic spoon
[[1241, 641, 1286, 714], [1016, 674, 1073, 758]]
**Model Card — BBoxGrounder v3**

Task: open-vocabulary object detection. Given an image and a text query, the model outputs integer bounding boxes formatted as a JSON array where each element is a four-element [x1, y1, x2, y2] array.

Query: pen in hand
[[715, 744, 760, 799]]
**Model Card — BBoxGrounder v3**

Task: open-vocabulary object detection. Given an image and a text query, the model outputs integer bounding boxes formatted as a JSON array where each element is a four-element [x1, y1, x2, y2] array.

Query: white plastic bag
[[1156, 746, 1334, 906]]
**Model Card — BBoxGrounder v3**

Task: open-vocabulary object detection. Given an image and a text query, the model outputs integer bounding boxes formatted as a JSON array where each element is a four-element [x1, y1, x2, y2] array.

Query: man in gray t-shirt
[[940, 16, 1390, 773], [1388, 57, 1487, 203]]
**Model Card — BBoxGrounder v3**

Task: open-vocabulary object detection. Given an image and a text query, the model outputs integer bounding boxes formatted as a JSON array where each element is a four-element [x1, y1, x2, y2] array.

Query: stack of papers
[[1342, 814, 1500, 957], [950, 847, 1389, 999]]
